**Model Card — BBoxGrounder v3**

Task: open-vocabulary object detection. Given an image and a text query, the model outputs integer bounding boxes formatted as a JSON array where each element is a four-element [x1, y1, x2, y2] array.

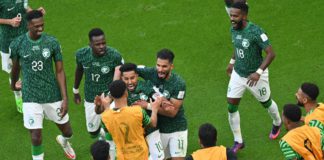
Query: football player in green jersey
[[226, 2, 281, 153], [136, 49, 187, 160], [10, 10, 75, 160], [120, 63, 165, 160], [73, 28, 123, 139], [224, 0, 247, 16], [0, 0, 44, 113]]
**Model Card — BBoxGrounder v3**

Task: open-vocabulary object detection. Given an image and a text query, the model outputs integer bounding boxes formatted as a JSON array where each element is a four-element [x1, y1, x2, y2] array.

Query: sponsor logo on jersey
[[101, 66, 110, 74], [16, 0, 23, 3], [236, 35, 242, 40], [92, 62, 100, 66], [242, 39, 250, 48], [42, 48, 50, 58], [7, 7, 15, 11], [32, 45, 40, 51]]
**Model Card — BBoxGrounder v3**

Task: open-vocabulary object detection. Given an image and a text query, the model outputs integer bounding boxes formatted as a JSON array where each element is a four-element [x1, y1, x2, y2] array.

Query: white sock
[[99, 128, 106, 140], [228, 111, 243, 143], [267, 100, 282, 126], [32, 153, 44, 160]]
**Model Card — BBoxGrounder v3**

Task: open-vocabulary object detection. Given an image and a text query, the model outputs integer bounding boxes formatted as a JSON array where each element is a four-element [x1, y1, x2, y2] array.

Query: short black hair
[[109, 80, 126, 99], [301, 82, 319, 101], [119, 63, 138, 74], [89, 28, 105, 41], [156, 48, 175, 63], [283, 104, 301, 122], [90, 140, 110, 160], [231, 2, 249, 15], [199, 123, 217, 147], [26, 10, 43, 22]]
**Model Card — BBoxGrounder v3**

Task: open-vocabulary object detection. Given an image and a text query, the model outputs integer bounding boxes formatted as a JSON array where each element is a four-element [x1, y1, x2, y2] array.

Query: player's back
[[101, 106, 148, 160]]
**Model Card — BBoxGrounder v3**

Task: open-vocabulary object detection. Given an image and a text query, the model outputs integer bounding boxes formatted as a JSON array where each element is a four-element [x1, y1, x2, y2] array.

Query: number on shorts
[[236, 48, 244, 59], [120, 123, 131, 144], [32, 61, 43, 71], [155, 141, 163, 153], [258, 87, 267, 97], [178, 139, 184, 150]]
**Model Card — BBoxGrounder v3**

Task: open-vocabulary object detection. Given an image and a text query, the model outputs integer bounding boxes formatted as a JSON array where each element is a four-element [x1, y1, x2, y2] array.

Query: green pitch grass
[[0, 0, 323, 159]]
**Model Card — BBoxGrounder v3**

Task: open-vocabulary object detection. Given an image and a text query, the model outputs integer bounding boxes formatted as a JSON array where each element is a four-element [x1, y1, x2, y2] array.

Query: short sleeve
[[137, 66, 155, 81], [52, 39, 63, 62], [142, 108, 151, 127], [9, 39, 19, 60], [255, 27, 270, 50], [171, 79, 186, 100]]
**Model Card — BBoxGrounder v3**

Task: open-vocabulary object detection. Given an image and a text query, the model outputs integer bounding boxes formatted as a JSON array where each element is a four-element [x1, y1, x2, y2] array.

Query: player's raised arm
[[55, 61, 69, 117], [73, 62, 84, 104]]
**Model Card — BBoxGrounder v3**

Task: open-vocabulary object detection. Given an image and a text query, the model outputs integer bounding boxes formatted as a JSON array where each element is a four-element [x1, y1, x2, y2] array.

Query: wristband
[[147, 103, 152, 110], [256, 68, 264, 75], [229, 58, 235, 64], [72, 88, 79, 94]]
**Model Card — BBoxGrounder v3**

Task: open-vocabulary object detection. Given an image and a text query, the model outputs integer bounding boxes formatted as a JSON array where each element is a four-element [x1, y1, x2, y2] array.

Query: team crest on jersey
[[42, 48, 50, 58], [242, 39, 250, 48], [101, 66, 110, 74]]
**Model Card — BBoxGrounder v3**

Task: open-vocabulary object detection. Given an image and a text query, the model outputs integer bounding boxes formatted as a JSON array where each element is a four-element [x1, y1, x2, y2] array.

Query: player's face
[[121, 70, 138, 92], [230, 8, 246, 30], [90, 35, 107, 56], [156, 58, 174, 79], [295, 88, 308, 106], [28, 17, 44, 37]]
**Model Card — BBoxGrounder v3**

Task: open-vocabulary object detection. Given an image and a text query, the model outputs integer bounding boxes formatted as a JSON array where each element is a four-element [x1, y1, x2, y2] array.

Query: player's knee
[[260, 98, 272, 109], [228, 103, 238, 113]]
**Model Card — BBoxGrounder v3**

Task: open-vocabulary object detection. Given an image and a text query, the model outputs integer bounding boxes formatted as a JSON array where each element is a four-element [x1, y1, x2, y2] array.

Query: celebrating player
[[10, 10, 75, 160], [226, 2, 281, 153], [73, 28, 123, 139], [0, 0, 45, 113], [96, 80, 162, 160], [137, 48, 187, 160]]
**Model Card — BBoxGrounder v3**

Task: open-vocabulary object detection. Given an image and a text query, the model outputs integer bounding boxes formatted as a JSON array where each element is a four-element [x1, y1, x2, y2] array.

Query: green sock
[[32, 144, 44, 156]]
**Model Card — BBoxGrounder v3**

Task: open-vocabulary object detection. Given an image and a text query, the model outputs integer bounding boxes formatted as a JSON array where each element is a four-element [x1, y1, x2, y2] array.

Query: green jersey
[[231, 22, 271, 77], [0, 0, 28, 53], [127, 80, 154, 105], [76, 46, 123, 102], [10, 33, 63, 103], [137, 66, 187, 133]]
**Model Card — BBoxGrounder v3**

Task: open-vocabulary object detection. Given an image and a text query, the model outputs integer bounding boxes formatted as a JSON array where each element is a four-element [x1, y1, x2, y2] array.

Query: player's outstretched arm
[[10, 59, 21, 91], [55, 61, 69, 118], [73, 63, 84, 104]]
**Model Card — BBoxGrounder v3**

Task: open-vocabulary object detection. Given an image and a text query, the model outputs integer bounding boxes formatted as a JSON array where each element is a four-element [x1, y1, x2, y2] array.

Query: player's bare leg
[[30, 129, 44, 160], [56, 122, 76, 159], [228, 97, 244, 154]]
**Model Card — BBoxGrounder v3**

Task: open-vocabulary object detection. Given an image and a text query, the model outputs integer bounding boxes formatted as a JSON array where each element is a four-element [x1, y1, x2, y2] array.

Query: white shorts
[[23, 101, 69, 129], [161, 130, 188, 158], [84, 101, 102, 132], [107, 140, 116, 160], [146, 130, 165, 160], [1, 52, 12, 73], [227, 69, 271, 102]]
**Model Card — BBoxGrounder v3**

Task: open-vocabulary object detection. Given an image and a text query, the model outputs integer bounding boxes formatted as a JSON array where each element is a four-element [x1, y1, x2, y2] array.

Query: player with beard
[[224, 0, 247, 16], [225, 2, 282, 153], [137, 48, 187, 160], [295, 82, 324, 130]]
